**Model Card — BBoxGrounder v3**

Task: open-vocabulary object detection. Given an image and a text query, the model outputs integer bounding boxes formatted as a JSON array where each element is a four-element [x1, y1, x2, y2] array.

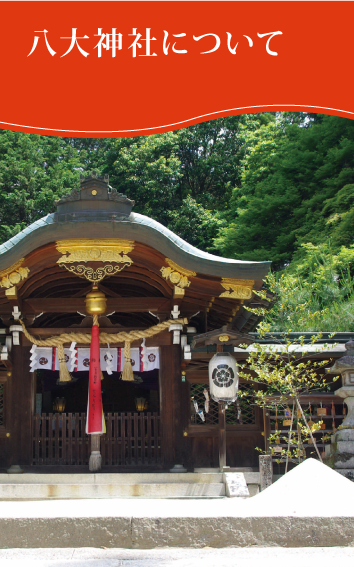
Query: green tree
[[174, 113, 274, 209], [0, 132, 87, 243], [215, 114, 354, 267], [167, 196, 225, 251], [102, 132, 182, 226], [270, 242, 354, 332], [102, 114, 274, 247], [240, 271, 340, 467]]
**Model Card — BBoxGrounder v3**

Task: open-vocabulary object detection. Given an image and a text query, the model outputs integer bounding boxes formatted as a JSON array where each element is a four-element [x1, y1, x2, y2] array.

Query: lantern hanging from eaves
[[208, 352, 239, 404]]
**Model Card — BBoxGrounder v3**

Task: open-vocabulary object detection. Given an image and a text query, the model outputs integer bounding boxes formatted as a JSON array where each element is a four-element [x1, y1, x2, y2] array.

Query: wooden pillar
[[160, 344, 183, 468], [0, 372, 11, 468], [219, 402, 227, 470], [9, 346, 34, 467]]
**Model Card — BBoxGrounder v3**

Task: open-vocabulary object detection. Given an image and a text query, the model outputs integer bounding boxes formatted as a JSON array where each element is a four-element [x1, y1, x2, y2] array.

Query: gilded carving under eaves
[[219, 278, 254, 300], [56, 239, 135, 282], [0, 259, 30, 289], [56, 239, 134, 264], [160, 258, 196, 290]]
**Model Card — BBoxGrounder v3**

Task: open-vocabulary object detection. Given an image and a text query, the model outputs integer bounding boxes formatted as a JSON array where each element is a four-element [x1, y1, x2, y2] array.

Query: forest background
[[1, 112, 353, 331]]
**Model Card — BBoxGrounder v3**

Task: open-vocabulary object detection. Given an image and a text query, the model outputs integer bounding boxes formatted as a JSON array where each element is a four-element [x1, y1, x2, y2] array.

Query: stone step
[[0, 472, 254, 500], [0, 481, 226, 499], [0, 472, 224, 485]]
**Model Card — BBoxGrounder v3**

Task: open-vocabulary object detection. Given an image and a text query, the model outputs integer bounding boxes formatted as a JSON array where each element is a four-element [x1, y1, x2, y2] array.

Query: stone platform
[[0, 460, 353, 549], [0, 495, 353, 549]]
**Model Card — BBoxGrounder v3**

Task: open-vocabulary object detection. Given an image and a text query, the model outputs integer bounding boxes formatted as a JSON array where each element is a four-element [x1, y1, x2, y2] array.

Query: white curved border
[[0, 105, 353, 134]]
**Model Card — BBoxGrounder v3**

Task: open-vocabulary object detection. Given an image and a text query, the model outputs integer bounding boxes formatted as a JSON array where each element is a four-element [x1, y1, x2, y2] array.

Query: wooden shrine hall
[[0, 174, 271, 472]]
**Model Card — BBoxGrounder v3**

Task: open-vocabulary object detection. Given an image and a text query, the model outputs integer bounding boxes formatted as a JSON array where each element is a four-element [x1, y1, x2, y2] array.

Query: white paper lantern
[[208, 352, 238, 403]]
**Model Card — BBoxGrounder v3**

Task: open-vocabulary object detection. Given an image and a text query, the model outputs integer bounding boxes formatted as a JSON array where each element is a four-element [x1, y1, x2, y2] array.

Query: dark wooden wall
[[182, 427, 264, 469], [0, 372, 10, 468], [0, 346, 33, 468], [159, 344, 185, 467]]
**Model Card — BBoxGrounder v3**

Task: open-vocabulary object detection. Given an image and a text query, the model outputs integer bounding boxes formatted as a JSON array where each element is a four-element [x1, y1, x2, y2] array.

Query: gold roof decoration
[[0, 259, 30, 289], [56, 239, 134, 263], [160, 258, 196, 295], [56, 239, 135, 283], [219, 278, 254, 300]]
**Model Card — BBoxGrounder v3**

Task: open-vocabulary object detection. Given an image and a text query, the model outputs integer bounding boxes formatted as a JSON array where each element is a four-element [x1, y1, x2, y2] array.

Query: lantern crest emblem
[[209, 352, 239, 403], [212, 364, 234, 388]]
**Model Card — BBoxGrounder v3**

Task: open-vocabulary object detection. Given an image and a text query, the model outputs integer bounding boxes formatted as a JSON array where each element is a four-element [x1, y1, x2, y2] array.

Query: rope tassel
[[58, 344, 72, 383], [121, 340, 134, 381]]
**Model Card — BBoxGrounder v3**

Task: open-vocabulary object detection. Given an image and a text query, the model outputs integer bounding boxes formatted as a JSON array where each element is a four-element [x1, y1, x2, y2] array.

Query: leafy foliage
[[167, 196, 225, 251], [0, 132, 106, 242], [239, 268, 340, 465], [0, 114, 273, 252], [263, 243, 354, 332], [214, 114, 354, 268], [174, 114, 274, 208], [102, 132, 182, 226]]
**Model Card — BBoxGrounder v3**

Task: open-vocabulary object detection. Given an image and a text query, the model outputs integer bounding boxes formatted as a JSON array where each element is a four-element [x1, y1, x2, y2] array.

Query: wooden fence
[[32, 412, 162, 466]]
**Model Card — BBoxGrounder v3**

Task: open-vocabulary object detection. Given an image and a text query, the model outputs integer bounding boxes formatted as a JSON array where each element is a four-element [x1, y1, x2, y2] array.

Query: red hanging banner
[[86, 325, 105, 435]]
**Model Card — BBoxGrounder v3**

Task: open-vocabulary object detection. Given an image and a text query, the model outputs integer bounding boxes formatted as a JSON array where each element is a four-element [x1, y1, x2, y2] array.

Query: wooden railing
[[32, 412, 162, 466]]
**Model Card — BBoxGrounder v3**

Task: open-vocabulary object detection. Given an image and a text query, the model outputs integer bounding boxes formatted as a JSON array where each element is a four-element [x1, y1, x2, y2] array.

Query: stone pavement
[[1, 547, 354, 567]]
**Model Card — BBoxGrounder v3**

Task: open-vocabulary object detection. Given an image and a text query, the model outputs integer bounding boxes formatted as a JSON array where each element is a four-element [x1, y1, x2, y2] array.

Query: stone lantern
[[324, 339, 354, 480]]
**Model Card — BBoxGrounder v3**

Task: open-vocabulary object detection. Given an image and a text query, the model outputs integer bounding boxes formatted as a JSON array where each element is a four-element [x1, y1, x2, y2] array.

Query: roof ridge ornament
[[79, 171, 109, 183], [55, 174, 134, 218]]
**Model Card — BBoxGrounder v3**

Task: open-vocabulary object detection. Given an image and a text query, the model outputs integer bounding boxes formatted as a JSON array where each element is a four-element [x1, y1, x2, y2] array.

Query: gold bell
[[85, 285, 107, 315]]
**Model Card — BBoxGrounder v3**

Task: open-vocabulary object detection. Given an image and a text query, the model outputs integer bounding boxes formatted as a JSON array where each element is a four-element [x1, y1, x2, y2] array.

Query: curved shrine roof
[[0, 176, 271, 280]]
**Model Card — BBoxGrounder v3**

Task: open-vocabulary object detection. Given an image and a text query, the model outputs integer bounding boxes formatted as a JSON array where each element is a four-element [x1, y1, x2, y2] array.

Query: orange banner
[[0, 1, 353, 137]]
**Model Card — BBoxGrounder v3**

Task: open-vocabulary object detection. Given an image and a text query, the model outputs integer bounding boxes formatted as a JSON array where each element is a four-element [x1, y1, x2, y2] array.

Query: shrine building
[[0, 174, 272, 471]]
